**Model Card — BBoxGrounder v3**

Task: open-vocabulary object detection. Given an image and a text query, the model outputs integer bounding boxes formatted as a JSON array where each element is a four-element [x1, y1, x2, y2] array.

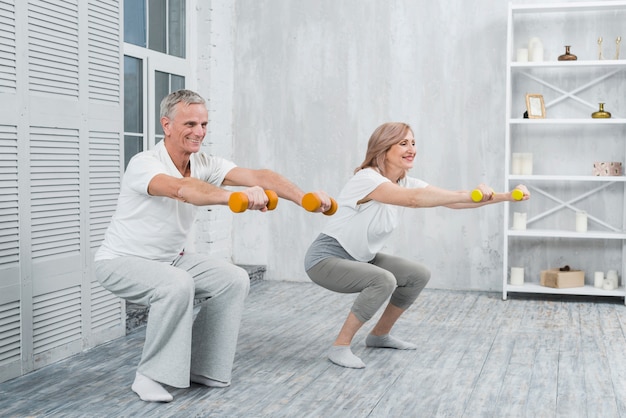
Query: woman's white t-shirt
[[94, 140, 236, 263], [321, 168, 428, 262]]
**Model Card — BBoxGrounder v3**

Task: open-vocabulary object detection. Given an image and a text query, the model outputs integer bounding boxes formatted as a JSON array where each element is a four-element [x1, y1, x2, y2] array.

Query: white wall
[[208, 0, 619, 291]]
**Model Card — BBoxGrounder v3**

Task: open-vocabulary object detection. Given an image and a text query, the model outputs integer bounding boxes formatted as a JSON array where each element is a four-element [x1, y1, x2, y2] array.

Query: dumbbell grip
[[302, 193, 338, 216], [229, 190, 278, 213]]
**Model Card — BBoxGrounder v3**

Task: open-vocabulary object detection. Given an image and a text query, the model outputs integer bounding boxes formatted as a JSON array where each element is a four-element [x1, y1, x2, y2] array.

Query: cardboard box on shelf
[[540, 268, 585, 289]]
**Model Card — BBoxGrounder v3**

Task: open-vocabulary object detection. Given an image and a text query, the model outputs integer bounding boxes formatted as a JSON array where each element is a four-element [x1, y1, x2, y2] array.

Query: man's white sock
[[131, 372, 173, 402]]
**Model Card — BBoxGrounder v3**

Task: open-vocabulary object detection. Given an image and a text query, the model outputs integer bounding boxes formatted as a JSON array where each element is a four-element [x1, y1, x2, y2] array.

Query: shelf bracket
[[526, 182, 622, 232], [519, 68, 624, 116]]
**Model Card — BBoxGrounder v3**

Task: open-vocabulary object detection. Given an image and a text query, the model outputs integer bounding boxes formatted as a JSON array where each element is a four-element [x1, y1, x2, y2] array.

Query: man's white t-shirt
[[321, 168, 428, 262], [94, 140, 236, 263]]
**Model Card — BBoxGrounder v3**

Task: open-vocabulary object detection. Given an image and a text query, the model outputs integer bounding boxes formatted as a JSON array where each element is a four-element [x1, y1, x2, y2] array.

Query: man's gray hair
[[160, 89, 206, 119]]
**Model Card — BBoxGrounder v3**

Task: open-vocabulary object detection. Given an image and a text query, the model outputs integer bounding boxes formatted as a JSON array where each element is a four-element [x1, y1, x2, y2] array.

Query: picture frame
[[525, 94, 546, 119]]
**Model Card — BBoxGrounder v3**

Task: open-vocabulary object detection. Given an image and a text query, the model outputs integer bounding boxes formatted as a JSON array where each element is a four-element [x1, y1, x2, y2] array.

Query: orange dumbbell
[[302, 193, 338, 216], [229, 190, 278, 213], [471, 188, 524, 202]]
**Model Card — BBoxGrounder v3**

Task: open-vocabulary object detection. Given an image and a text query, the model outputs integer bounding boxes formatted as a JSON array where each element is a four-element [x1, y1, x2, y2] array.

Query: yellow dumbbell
[[471, 188, 524, 202], [229, 190, 278, 213], [511, 189, 524, 201], [301, 193, 338, 216]]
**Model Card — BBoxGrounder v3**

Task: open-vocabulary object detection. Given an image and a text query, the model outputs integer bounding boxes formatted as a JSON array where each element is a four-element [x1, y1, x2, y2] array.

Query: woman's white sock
[[365, 334, 417, 350], [328, 345, 365, 369]]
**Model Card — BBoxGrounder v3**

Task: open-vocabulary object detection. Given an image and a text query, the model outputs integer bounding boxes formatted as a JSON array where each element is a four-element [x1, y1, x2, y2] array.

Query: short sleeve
[[339, 169, 390, 208], [124, 153, 168, 195]]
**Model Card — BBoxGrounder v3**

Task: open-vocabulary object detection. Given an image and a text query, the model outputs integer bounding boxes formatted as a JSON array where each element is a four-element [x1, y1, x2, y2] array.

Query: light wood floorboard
[[1, 281, 626, 417]]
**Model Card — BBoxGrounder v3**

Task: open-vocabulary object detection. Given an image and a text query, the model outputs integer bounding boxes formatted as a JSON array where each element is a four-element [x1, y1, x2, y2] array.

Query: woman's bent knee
[[378, 272, 397, 294]]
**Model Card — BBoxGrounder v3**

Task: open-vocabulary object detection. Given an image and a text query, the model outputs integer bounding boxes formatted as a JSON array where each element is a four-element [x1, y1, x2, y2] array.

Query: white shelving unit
[[503, 1, 626, 303]]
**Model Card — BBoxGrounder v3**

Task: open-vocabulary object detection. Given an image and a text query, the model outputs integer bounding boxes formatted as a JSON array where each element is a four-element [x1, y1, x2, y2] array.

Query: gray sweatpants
[[94, 253, 250, 388], [306, 253, 430, 323]]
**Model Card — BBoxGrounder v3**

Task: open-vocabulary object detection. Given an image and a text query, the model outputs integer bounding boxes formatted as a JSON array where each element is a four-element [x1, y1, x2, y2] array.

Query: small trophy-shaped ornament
[[592, 103, 611, 119], [598, 37, 604, 60]]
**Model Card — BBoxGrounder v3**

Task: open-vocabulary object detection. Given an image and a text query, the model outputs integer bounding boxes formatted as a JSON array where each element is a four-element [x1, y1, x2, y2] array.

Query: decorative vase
[[592, 103, 611, 118], [558, 45, 577, 61]]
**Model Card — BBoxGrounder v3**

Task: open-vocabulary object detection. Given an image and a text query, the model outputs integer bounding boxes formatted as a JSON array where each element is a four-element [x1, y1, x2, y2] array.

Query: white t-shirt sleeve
[[399, 175, 429, 189], [339, 169, 391, 207], [123, 153, 169, 195], [193, 152, 237, 186]]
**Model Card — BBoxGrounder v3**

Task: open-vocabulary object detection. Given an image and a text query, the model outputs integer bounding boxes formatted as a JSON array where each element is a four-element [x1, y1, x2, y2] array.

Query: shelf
[[504, 1, 626, 304], [507, 229, 626, 239], [509, 118, 626, 125], [505, 282, 625, 298], [511, 60, 626, 69], [508, 175, 626, 182], [511, 2, 626, 14]]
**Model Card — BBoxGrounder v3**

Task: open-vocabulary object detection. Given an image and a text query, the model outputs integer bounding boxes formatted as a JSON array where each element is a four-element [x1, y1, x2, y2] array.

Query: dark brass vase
[[558, 45, 577, 61]]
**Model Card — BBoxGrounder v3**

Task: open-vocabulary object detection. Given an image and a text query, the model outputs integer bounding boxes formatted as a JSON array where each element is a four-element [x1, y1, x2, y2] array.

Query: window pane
[[171, 74, 185, 91], [154, 71, 169, 138], [124, 56, 143, 134], [148, 0, 166, 53], [124, 135, 144, 169], [154, 72, 185, 143], [168, 0, 186, 58], [124, 0, 146, 47]]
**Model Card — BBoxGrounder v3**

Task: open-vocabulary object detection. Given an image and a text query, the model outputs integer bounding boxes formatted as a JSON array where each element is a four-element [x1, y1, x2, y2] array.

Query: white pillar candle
[[521, 153, 533, 175], [512, 212, 527, 230], [528, 37, 544, 62], [510, 267, 524, 286], [530, 45, 544, 62], [607, 270, 618, 289], [511, 153, 522, 175], [575, 211, 588, 233], [594, 271, 605, 288], [603, 278, 615, 290], [516, 48, 529, 62]]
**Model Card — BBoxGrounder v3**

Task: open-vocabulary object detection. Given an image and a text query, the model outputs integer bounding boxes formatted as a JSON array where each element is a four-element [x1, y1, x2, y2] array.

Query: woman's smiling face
[[384, 132, 416, 177]]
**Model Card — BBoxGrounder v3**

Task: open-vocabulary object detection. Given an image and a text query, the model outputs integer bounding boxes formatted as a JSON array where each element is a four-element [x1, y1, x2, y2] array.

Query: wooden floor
[[2, 280, 626, 417]]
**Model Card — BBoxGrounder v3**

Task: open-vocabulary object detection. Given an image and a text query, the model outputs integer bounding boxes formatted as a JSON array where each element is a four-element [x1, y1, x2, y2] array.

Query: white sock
[[328, 345, 365, 369], [365, 333, 417, 350], [131, 372, 173, 402], [190, 373, 231, 388]]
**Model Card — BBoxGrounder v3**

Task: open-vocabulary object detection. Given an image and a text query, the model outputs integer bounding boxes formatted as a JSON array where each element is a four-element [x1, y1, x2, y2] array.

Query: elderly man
[[94, 89, 332, 402]]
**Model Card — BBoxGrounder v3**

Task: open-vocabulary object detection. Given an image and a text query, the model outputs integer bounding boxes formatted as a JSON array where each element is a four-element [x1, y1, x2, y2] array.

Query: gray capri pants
[[306, 252, 431, 323], [94, 252, 250, 388]]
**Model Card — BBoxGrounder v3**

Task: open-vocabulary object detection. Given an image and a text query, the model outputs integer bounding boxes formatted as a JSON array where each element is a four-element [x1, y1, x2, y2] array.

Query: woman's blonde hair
[[354, 122, 413, 180]]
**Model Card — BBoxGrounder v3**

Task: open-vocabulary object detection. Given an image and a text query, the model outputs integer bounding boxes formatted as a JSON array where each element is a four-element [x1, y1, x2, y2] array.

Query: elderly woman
[[305, 122, 529, 368]]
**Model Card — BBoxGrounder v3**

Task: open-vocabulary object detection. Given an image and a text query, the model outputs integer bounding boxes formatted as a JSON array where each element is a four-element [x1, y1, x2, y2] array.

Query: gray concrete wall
[[212, 0, 623, 291], [228, 0, 509, 291]]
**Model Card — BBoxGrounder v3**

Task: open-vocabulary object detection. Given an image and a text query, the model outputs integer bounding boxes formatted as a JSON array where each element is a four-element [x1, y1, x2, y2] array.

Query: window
[[124, 0, 185, 58], [123, 0, 191, 168], [124, 56, 143, 168]]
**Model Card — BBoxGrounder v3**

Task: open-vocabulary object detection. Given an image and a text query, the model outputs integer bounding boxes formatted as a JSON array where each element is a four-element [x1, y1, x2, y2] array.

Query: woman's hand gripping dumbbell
[[301, 192, 338, 216], [228, 187, 279, 213]]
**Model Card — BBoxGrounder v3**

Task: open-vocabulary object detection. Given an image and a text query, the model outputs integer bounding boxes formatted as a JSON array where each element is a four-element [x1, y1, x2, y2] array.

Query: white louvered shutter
[[0, 0, 123, 382]]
